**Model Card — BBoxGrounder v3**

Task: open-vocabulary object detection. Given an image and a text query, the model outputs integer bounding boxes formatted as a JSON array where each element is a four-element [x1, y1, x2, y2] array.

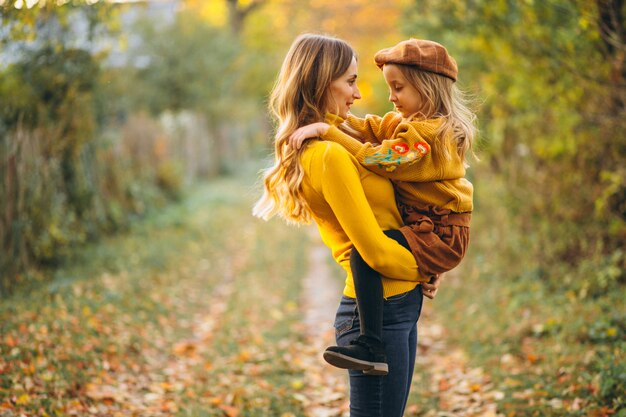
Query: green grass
[[0, 176, 312, 416]]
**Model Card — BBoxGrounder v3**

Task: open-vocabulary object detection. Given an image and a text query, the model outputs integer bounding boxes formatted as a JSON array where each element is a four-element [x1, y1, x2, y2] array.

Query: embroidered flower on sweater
[[363, 141, 429, 170], [405, 151, 419, 161], [364, 149, 421, 172], [414, 141, 430, 157], [392, 143, 410, 154]]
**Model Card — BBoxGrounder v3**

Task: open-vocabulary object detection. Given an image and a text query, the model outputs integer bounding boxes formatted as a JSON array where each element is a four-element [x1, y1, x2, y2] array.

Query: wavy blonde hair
[[393, 64, 477, 166], [253, 34, 356, 224]]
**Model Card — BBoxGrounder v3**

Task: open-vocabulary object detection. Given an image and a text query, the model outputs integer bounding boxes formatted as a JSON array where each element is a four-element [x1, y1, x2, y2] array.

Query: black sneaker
[[323, 336, 388, 375]]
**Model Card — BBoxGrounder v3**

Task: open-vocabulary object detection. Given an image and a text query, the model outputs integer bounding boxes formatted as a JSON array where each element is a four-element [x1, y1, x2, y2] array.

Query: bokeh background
[[2, 0, 624, 291], [0, 1, 624, 416]]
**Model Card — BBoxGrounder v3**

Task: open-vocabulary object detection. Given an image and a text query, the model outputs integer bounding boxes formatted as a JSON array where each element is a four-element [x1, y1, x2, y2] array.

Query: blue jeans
[[333, 285, 424, 417]]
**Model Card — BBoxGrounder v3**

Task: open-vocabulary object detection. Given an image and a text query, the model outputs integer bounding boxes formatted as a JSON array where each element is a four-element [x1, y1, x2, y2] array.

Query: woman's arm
[[318, 143, 427, 282]]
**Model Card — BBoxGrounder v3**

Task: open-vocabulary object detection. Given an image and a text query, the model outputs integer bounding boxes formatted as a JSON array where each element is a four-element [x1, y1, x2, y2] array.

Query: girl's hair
[[394, 64, 477, 165], [253, 34, 356, 224]]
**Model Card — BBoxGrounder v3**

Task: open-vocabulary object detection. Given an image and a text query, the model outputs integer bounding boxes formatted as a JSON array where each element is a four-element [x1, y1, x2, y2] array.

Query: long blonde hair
[[394, 64, 477, 165], [253, 34, 356, 224]]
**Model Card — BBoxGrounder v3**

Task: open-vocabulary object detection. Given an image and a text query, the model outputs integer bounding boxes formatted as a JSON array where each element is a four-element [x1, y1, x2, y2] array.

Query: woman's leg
[[335, 285, 423, 417], [401, 318, 419, 413]]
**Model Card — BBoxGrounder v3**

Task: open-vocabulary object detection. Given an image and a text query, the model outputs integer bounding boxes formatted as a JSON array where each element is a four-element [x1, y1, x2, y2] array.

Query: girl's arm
[[289, 122, 330, 149], [288, 112, 402, 149], [317, 143, 427, 282], [343, 112, 402, 144], [322, 120, 438, 181]]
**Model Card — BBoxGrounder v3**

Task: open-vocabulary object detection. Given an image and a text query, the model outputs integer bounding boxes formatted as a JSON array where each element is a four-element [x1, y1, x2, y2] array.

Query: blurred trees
[[127, 11, 246, 174], [402, 0, 625, 293], [3, 0, 621, 298], [226, 0, 267, 36], [236, 0, 412, 113], [0, 0, 266, 293], [0, 0, 411, 293], [1, 1, 121, 291]]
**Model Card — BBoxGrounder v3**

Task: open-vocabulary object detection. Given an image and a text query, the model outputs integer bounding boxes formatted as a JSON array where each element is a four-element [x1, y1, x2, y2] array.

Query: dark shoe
[[323, 336, 388, 375]]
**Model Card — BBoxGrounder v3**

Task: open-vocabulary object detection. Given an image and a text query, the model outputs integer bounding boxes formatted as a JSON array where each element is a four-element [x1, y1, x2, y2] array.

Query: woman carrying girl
[[289, 38, 477, 376], [254, 34, 439, 417]]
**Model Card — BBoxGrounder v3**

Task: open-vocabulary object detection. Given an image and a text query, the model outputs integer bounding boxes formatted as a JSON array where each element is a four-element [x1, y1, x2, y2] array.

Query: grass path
[[3, 176, 620, 416], [0, 175, 499, 417], [0, 174, 500, 417], [298, 229, 348, 417], [1, 178, 312, 416]]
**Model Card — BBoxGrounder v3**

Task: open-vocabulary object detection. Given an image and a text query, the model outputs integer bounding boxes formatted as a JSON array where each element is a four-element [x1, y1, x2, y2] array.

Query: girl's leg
[[324, 230, 410, 375], [351, 230, 411, 343], [350, 237, 384, 342]]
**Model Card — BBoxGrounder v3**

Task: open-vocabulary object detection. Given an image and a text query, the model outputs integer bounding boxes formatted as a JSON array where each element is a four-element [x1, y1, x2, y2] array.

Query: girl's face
[[327, 57, 361, 118], [383, 64, 430, 118]]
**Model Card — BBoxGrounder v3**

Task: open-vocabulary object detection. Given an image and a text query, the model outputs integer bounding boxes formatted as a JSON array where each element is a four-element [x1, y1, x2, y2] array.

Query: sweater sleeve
[[322, 120, 438, 182], [326, 112, 402, 144], [344, 112, 406, 144], [319, 145, 423, 282]]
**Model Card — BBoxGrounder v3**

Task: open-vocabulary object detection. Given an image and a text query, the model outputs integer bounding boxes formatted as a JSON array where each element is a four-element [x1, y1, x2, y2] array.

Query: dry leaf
[[85, 384, 123, 402], [173, 340, 198, 357], [218, 404, 240, 417], [438, 378, 451, 392]]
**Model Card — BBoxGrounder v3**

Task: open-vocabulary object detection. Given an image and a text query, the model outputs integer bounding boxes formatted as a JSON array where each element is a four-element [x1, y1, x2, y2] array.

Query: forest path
[[1, 178, 499, 417]]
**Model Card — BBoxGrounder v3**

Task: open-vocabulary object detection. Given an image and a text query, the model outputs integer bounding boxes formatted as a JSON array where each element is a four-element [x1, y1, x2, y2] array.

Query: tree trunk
[[597, 0, 626, 109], [226, 0, 266, 37]]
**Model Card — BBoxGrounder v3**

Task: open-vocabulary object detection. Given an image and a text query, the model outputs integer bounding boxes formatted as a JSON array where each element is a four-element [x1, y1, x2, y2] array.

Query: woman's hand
[[422, 274, 442, 299], [288, 123, 331, 149]]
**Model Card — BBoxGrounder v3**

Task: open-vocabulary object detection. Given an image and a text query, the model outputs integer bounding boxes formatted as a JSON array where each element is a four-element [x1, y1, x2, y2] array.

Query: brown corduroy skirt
[[397, 202, 471, 278]]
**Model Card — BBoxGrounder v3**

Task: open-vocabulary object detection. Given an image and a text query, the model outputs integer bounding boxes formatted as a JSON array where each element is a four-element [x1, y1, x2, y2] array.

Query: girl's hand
[[422, 274, 442, 299], [288, 123, 331, 149]]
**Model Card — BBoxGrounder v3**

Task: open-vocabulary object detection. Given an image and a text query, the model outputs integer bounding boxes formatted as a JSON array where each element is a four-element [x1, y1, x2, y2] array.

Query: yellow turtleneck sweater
[[324, 112, 473, 213], [300, 140, 428, 298]]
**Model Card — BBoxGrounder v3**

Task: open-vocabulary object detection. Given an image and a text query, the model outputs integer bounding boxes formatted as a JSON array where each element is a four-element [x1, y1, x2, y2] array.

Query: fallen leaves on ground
[[0, 180, 309, 416], [410, 310, 502, 417]]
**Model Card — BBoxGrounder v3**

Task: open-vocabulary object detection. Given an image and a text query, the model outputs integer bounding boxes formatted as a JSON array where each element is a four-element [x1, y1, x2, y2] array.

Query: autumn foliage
[[0, 0, 624, 416]]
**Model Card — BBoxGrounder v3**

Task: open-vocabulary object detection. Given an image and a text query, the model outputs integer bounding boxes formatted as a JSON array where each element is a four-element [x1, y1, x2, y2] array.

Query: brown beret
[[374, 39, 458, 82]]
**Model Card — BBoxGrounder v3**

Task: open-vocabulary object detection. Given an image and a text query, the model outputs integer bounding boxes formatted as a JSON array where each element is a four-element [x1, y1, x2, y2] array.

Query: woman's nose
[[354, 87, 362, 99]]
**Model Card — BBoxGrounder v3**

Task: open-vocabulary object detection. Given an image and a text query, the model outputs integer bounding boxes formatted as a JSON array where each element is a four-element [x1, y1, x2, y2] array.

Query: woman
[[253, 33, 440, 417]]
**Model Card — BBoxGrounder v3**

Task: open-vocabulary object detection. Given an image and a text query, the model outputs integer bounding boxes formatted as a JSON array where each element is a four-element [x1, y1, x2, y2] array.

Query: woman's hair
[[253, 34, 356, 224], [394, 64, 477, 165]]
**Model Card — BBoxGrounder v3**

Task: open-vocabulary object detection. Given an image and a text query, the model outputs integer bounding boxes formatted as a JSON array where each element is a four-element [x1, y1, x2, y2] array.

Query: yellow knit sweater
[[324, 112, 473, 213], [299, 140, 428, 298]]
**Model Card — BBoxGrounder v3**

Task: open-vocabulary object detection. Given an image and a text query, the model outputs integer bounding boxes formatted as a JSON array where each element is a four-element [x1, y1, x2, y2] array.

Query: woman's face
[[383, 64, 430, 118], [327, 57, 361, 118]]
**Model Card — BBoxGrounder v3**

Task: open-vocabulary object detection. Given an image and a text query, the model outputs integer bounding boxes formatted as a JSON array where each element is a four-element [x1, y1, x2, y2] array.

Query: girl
[[254, 34, 439, 417], [289, 38, 477, 375]]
